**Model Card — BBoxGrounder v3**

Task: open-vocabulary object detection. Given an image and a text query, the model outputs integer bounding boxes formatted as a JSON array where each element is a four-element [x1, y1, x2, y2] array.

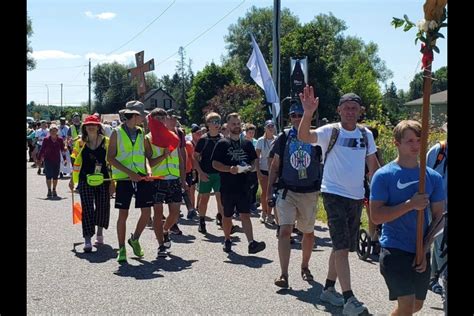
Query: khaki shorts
[[276, 190, 319, 233]]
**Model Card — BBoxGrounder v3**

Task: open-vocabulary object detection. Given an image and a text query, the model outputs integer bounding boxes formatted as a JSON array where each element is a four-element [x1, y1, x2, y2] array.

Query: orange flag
[[72, 191, 82, 224]]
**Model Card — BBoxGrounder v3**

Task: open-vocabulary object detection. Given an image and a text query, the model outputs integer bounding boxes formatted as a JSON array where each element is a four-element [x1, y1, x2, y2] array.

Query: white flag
[[246, 34, 280, 120]]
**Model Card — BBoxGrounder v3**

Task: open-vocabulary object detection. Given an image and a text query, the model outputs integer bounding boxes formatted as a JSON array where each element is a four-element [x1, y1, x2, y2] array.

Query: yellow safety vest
[[71, 136, 110, 185], [146, 133, 180, 179], [71, 124, 81, 142], [112, 126, 146, 180]]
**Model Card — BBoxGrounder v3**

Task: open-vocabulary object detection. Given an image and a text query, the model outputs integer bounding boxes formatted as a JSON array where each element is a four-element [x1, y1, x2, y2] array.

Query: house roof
[[143, 88, 175, 103], [404, 90, 447, 106]]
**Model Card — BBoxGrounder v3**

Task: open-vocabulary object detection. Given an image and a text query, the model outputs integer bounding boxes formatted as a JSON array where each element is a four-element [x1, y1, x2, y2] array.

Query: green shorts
[[198, 173, 221, 194]]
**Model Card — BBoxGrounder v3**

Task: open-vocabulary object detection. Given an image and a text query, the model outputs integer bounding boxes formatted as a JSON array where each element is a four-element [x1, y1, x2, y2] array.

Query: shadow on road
[[276, 281, 343, 314], [200, 232, 242, 244], [71, 243, 117, 263], [113, 254, 198, 279], [223, 252, 273, 268], [154, 254, 198, 272], [169, 233, 196, 245], [113, 260, 164, 280]]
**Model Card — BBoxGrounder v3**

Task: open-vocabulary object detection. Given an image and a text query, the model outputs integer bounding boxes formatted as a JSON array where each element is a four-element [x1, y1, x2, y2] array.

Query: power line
[[33, 64, 88, 70], [156, 0, 246, 67], [106, 0, 177, 55]]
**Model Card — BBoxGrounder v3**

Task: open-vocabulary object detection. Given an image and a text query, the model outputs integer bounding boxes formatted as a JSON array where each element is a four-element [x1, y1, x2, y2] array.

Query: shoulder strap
[[277, 129, 289, 178], [433, 140, 447, 170], [324, 123, 340, 164], [357, 124, 369, 157]]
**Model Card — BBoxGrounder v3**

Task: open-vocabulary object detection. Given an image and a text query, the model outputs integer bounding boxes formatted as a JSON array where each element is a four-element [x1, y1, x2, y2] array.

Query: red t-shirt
[[39, 136, 65, 164]]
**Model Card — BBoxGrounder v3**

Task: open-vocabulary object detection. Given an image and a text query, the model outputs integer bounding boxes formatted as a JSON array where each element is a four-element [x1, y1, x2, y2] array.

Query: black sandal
[[274, 274, 289, 288], [301, 267, 314, 281]]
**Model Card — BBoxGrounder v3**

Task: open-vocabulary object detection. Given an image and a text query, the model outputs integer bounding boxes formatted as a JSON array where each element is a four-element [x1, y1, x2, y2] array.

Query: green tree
[[207, 83, 264, 123], [407, 66, 447, 101], [224, 10, 391, 122], [27, 15, 36, 71], [224, 6, 300, 82], [186, 63, 235, 123]]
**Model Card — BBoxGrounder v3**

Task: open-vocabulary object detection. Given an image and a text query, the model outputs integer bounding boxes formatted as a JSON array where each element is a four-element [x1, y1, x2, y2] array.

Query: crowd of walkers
[[27, 86, 447, 315]]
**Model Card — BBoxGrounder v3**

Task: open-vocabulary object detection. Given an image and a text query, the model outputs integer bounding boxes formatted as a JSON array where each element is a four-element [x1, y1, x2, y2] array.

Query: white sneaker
[[342, 296, 367, 315], [319, 287, 344, 307], [83, 241, 93, 253], [94, 235, 104, 245], [259, 214, 267, 223]]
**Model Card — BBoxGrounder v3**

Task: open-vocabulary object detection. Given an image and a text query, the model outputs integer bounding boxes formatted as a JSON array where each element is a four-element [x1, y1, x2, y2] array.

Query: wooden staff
[[416, 59, 432, 265]]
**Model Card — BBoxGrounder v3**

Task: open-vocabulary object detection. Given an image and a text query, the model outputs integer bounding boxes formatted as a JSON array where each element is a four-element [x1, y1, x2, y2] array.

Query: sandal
[[274, 274, 289, 288], [301, 267, 314, 281]]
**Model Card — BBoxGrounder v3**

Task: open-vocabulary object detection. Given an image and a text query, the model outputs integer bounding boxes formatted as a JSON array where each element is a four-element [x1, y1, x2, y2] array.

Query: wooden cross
[[128, 51, 155, 100]]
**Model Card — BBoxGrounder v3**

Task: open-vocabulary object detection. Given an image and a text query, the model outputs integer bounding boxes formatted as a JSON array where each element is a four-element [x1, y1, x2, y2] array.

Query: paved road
[[27, 163, 443, 315]]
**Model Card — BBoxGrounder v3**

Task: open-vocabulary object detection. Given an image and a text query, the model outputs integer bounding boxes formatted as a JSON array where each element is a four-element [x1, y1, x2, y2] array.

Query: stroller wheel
[[357, 229, 371, 261]]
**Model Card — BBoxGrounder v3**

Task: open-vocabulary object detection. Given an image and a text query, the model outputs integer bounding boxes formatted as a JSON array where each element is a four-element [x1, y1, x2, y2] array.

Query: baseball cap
[[191, 123, 200, 133], [289, 101, 304, 114], [166, 109, 181, 120], [83, 115, 102, 125], [339, 93, 362, 106], [264, 120, 275, 127]]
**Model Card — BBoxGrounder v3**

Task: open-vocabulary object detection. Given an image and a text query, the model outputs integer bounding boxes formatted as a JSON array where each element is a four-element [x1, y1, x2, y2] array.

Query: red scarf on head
[[147, 115, 180, 152], [421, 43, 434, 69]]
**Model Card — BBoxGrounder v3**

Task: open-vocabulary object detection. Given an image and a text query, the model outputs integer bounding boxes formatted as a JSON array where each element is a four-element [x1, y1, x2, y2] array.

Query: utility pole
[[88, 58, 92, 113], [272, 0, 281, 131], [60, 83, 63, 115], [45, 84, 49, 106]]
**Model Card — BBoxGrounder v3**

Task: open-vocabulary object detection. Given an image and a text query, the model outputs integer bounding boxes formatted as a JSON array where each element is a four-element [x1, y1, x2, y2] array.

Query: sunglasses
[[290, 113, 303, 118], [208, 120, 221, 125], [265, 124, 275, 128]]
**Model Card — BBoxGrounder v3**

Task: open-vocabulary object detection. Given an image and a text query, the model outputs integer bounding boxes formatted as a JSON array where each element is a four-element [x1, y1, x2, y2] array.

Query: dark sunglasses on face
[[290, 113, 303, 118], [266, 124, 275, 128], [208, 120, 221, 125]]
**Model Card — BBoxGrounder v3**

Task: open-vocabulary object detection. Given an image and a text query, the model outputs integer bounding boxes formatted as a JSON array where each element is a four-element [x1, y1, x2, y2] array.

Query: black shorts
[[379, 247, 431, 301], [322, 193, 363, 252], [153, 179, 183, 204], [44, 160, 60, 180], [185, 170, 198, 186], [260, 170, 269, 176], [114, 180, 154, 209], [221, 191, 251, 217]]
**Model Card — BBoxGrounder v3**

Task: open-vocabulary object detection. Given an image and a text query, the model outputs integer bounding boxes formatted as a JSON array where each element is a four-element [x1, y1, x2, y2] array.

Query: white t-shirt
[[102, 124, 113, 137], [35, 128, 49, 146], [256, 135, 277, 171], [314, 123, 376, 199]]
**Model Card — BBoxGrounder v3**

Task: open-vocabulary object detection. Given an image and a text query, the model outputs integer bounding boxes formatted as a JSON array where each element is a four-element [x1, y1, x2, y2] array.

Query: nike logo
[[396, 179, 419, 190]]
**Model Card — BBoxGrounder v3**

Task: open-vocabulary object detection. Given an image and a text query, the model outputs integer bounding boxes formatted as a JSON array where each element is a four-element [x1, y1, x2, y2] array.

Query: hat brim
[[121, 109, 143, 115], [83, 122, 102, 126]]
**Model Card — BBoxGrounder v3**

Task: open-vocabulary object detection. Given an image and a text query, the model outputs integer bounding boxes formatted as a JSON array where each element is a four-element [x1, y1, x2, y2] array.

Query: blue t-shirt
[[370, 161, 445, 253]]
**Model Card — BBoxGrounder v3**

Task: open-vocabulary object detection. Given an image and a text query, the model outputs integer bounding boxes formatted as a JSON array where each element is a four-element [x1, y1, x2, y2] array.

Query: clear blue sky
[[27, 0, 447, 107]]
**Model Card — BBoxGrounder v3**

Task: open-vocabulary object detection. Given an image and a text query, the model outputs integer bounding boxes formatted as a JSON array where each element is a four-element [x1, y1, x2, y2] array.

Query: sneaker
[[267, 214, 275, 225], [37, 168, 41, 175], [170, 223, 183, 235], [198, 221, 207, 234], [157, 245, 169, 258], [342, 296, 367, 315], [250, 204, 258, 213], [216, 213, 222, 226], [429, 279, 443, 295], [127, 234, 144, 257], [187, 208, 197, 220], [117, 246, 127, 263], [259, 213, 267, 223], [223, 239, 232, 253], [301, 267, 314, 281], [319, 287, 344, 307], [94, 235, 104, 246], [248, 240, 266, 254], [274, 274, 289, 288], [230, 225, 239, 234], [163, 232, 171, 249], [47, 190, 53, 198], [83, 241, 93, 253], [52, 189, 58, 197]]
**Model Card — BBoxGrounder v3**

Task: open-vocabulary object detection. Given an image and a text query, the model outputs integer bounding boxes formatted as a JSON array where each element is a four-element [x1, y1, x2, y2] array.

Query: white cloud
[[84, 11, 116, 20], [86, 51, 136, 63], [96, 12, 116, 20], [32, 50, 81, 60]]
